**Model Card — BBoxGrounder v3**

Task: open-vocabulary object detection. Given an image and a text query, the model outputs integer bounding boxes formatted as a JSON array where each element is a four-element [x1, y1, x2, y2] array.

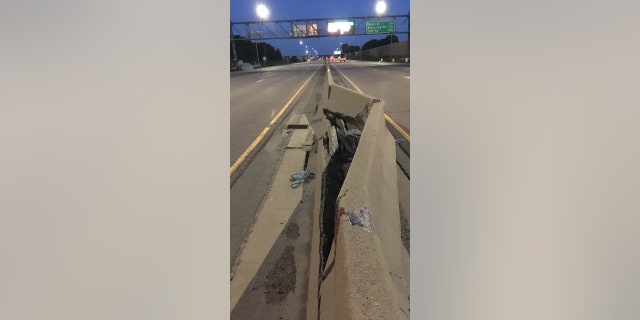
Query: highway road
[[230, 62, 322, 165], [330, 60, 411, 136], [230, 60, 410, 319], [230, 60, 410, 171]]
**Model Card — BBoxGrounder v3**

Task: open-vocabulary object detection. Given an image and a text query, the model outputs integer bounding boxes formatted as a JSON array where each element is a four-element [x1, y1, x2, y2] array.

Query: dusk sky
[[230, 0, 410, 56]]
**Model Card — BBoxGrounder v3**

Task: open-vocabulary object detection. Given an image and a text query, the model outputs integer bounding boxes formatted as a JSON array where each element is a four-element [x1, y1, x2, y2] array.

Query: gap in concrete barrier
[[318, 109, 365, 275], [303, 149, 310, 170]]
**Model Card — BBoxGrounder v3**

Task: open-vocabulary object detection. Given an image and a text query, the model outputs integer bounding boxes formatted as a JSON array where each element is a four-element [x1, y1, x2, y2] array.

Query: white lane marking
[[256, 79, 265, 82], [404, 76, 411, 79]]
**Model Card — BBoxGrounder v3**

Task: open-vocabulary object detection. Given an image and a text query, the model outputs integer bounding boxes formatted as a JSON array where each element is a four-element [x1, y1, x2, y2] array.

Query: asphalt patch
[[264, 245, 297, 304], [285, 222, 300, 240]]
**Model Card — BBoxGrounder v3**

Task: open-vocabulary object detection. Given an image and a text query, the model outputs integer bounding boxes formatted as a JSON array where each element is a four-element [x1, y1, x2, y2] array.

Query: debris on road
[[290, 169, 315, 188]]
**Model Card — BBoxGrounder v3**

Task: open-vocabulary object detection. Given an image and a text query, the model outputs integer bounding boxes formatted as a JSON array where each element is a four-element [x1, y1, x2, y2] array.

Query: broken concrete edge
[[286, 115, 315, 150], [286, 112, 310, 129], [322, 61, 379, 118], [325, 84, 379, 124]]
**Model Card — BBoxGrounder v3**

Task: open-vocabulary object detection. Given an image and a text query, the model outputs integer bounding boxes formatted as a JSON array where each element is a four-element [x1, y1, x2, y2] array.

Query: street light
[[341, 42, 351, 59], [375, 1, 387, 15], [256, 3, 269, 19], [375, 1, 394, 46]]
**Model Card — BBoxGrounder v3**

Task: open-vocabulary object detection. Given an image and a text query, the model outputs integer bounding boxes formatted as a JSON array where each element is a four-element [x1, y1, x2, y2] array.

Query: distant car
[[339, 57, 346, 62]]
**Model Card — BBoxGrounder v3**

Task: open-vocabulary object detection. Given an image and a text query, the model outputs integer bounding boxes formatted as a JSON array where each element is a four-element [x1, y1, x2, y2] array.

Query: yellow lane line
[[333, 65, 364, 94], [384, 114, 411, 142], [268, 71, 314, 126], [230, 127, 271, 175], [332, 65, 411, 142], [230, 68, 318, 175]]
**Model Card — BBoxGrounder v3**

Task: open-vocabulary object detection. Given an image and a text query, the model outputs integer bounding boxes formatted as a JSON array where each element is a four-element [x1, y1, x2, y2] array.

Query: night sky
[[230, 0, 410, 56]]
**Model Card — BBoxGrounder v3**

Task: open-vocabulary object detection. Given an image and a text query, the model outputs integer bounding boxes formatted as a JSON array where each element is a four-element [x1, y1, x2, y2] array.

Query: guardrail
[[317, 63, 407, 319]]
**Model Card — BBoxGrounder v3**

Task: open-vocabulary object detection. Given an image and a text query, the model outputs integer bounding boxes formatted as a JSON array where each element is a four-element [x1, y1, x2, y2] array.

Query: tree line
[[231, 34, 401, 63], [360, 35, 399, 51], [231, 35, 283, 64]]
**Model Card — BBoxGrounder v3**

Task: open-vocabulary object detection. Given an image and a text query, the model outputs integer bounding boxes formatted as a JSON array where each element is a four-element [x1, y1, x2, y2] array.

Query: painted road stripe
[[230, 68, 319, 175], [256, 79, 264, 82], [404, 76, 410, 79], [332, 66, 411, 142], [384, 114, 411, 142]]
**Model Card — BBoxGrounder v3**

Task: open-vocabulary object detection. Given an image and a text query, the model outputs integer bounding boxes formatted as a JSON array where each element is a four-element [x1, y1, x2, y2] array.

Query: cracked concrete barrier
[[318, 64, 407, 319]]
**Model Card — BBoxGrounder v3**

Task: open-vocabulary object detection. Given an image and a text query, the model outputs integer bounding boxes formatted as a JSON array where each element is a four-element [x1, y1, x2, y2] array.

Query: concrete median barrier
[[316, 62, 408, 319]]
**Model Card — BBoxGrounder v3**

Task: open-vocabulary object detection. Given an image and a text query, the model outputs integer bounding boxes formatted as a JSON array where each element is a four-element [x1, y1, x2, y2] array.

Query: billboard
[[291, 23, 319, 37], [327, 20, 355, 35]]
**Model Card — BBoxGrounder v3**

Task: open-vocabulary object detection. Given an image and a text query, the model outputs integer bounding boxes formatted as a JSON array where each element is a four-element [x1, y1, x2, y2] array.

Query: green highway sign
[[365, 21, 395, 34]]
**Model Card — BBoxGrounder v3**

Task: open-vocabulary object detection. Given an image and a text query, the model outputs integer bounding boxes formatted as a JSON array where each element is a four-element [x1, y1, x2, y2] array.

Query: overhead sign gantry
[[230, 14, 409, 41]]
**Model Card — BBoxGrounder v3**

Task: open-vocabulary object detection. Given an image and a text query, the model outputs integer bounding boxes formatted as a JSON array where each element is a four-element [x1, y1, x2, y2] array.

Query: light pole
[[340, 42, 350, 59], [255, 42, 260, 66], [256, 3, 269, 66], [263, 45, 268, 64], [375, 0, 392, 59]]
